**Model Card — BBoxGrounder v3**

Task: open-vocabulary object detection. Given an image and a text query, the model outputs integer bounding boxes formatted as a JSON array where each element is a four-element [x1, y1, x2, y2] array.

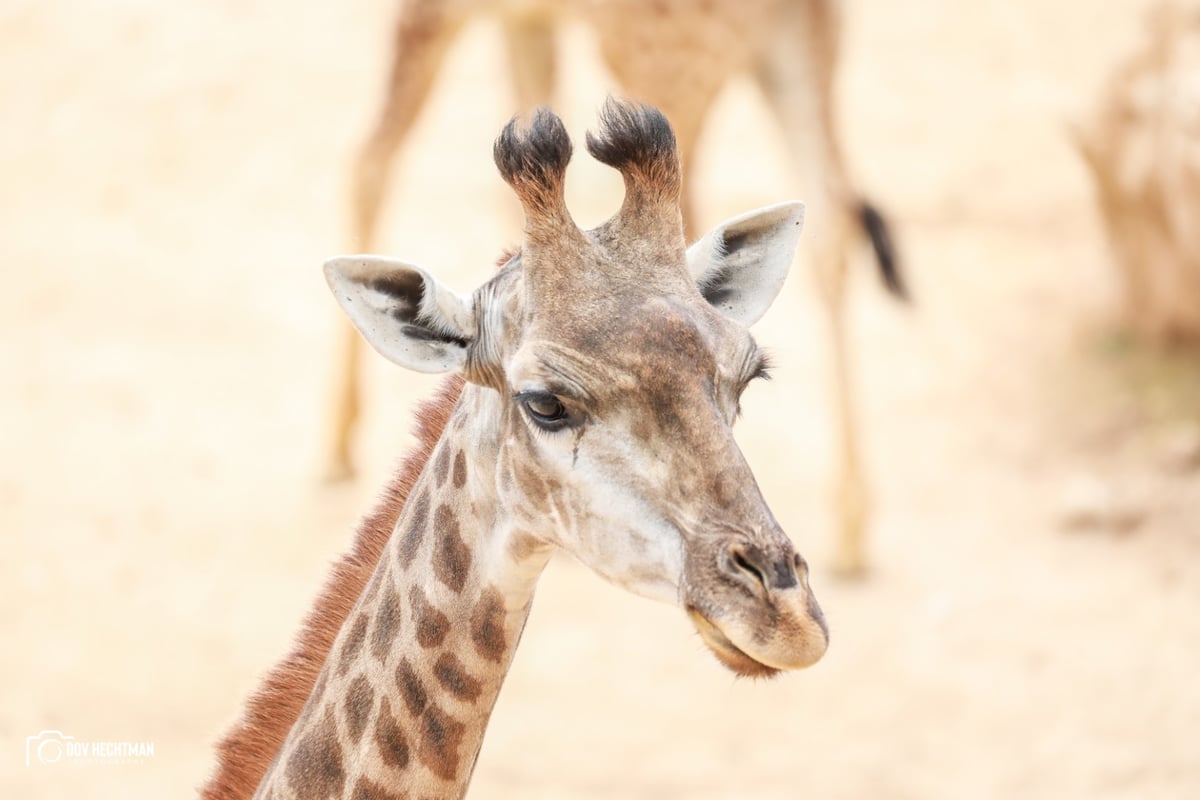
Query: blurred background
[[2, 0, 1198, 797]]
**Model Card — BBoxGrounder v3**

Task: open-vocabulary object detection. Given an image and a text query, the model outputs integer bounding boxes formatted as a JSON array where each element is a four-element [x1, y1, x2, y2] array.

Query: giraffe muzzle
[[685, 538, 829, 677]]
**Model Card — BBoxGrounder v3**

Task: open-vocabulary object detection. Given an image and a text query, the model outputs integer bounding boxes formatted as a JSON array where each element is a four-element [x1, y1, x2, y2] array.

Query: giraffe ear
[[324, 255, 474, 373], [687, 201, 805, 327]]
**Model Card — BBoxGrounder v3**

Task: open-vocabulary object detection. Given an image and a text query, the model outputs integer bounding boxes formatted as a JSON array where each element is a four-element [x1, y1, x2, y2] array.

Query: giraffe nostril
[[722, 545, 804, 594], [723, 545, 771, 594], [793, 553, 809, 581]]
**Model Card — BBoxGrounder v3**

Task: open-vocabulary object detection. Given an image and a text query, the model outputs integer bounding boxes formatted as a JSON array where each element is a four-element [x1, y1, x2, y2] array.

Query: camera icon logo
[[25, 730, 74, 767]]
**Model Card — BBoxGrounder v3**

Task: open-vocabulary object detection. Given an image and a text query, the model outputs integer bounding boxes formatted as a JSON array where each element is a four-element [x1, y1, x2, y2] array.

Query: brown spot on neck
[[452, 450, 467, 488], [432, 653, 483, 702], [396, 658, 429, 717], [374, 697, 411, 770], [370, 586, 403, 662], [471, 588, 508, 663], [417, 703, 467, 781], [396, 488, 430, 569], [409, 586, 450, 648], [351, 776, 405, 800], [433, 444, 453, 487], [432, 505, 471, 593], [343, 674, 374, 744], [285, 706, 345, 799], [337, 615, 369, 677]]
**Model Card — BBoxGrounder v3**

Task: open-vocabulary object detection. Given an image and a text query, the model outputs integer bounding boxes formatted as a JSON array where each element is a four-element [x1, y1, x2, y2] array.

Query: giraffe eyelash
[[733, 351, 773, 421], [751, 351, 774, 382]]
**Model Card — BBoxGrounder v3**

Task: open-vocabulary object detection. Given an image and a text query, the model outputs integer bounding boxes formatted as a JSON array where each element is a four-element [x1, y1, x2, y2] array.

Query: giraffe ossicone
[[206, 99, 827, 800]]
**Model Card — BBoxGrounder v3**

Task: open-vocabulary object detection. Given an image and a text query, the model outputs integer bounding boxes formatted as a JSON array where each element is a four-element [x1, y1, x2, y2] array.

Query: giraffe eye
[[518, 391, 570, 431]]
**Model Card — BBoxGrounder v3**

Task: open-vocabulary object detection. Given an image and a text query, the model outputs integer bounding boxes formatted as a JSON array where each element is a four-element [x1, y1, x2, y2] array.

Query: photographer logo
[[25, 730, 155, 767]]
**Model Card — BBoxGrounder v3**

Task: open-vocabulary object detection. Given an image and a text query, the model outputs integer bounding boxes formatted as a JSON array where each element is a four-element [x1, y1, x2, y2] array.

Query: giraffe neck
[[255, 387, 551, 800]]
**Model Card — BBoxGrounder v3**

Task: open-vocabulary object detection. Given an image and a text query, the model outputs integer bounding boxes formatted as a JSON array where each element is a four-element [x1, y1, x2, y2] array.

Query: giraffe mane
[[199, 374, 465, 800]]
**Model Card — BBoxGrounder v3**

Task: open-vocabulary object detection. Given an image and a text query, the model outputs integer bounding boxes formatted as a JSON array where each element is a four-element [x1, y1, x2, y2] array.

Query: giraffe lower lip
[[687, 608, 780, 679]]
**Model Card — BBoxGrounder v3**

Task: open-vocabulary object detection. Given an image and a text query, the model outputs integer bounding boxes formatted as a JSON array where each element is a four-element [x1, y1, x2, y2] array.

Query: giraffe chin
[[687, 608, 781, 679]]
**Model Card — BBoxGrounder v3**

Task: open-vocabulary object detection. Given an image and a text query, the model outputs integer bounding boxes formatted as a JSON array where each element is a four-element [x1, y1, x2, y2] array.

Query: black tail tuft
[[858, 201, 908, 301]]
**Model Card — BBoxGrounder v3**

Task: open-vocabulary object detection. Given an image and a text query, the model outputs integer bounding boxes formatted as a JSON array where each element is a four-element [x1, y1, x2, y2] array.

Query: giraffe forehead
[[518, 220, 691, 308], [620, 299, 722, 362], [528, 296, 730, 380]]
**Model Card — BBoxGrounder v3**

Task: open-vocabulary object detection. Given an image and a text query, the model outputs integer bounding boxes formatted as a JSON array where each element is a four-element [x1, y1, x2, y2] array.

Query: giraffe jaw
[[687, 608, 781, 679]]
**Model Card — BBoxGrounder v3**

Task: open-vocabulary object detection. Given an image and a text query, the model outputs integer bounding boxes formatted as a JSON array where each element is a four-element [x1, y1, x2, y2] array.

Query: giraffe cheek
[[618, 564, 681, 604], [596, 523, 685, 604]]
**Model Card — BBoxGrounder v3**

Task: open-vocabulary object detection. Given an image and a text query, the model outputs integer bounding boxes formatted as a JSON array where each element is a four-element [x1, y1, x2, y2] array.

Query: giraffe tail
[[857, 200, 908, 301]]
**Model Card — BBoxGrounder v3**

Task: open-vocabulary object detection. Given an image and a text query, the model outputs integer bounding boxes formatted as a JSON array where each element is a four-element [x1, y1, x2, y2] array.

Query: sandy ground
[[2, 0, 1199, 797]]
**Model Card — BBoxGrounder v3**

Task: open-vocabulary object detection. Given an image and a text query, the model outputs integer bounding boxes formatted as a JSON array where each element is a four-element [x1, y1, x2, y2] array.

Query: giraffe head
[[326, 100, 827, 677]]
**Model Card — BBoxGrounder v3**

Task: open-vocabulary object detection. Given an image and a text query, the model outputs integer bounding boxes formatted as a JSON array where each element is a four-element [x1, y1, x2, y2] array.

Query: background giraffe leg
[[602, 89, 711, 239], [500, 11, 557, 111], [323, 316, 364, 482], [322, 0, 464, 481], [586, 1, 728, 243], [822, 221, 870, 577], [754, 0, 871, 576]]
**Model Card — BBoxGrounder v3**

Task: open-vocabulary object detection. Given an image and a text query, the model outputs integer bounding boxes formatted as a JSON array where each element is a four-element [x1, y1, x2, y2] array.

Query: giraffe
[[323, 0, 907, 576], [203, 101, 828, 800], [1073, 2, 1200, 343]]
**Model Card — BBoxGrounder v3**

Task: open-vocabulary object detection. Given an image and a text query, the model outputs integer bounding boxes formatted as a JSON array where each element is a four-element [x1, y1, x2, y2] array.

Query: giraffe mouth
[[687, 608, 781, 679]]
